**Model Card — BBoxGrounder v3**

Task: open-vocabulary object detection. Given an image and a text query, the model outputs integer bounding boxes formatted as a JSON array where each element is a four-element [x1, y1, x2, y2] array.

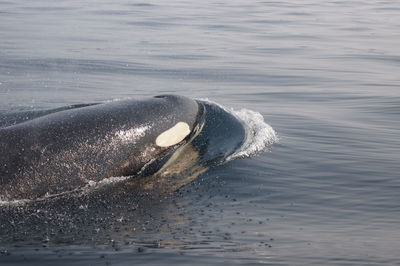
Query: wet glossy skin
[[0, 95, 203, 201]]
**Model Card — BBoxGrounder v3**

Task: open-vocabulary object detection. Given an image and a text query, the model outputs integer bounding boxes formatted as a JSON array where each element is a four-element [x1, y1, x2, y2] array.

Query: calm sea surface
[[1, 0, 400, 265]]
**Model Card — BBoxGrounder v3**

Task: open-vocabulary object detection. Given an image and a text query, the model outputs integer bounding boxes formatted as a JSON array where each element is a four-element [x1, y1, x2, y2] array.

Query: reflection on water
[[127, 143, 208, 193]]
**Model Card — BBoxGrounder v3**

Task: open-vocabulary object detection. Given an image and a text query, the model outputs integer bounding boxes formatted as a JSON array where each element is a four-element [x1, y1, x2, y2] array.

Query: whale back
[[0, 95, 203, 200]]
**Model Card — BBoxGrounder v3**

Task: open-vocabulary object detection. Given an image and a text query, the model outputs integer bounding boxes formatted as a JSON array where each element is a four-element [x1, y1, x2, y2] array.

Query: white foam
[[228, 108, 279, 160], [85, 175, 131, 188], [198, 99, 279, 161], [0, 198, 31, 206], [0, 176, 131, 207]]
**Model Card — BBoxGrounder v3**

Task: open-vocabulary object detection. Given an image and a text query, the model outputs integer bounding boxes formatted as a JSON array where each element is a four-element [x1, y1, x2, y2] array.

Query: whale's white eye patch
[[156, 122, 191, 147]]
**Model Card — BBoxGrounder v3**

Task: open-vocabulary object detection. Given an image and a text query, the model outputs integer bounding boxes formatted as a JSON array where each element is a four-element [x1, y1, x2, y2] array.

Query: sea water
[[1, 0, 400, 265]]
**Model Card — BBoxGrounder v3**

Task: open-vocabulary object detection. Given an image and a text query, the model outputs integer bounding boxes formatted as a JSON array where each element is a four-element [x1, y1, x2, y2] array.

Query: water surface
[[1, 0, 400, 265]]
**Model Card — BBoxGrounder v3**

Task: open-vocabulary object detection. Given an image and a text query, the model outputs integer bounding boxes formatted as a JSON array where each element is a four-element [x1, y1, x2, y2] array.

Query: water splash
[[198, 99, 279, 161], [228, 108, 279, 160]]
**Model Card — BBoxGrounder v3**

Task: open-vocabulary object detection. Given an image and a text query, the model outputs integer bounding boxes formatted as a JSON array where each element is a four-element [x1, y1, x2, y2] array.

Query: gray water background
[[1, 0, 400, 265]]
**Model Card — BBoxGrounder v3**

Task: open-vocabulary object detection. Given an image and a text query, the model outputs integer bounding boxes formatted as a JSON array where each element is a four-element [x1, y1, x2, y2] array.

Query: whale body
[[0, 95, 206, 201]]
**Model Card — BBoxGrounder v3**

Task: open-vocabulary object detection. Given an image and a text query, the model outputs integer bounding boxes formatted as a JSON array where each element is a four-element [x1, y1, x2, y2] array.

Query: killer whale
[[0, 95, 206, 201]]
